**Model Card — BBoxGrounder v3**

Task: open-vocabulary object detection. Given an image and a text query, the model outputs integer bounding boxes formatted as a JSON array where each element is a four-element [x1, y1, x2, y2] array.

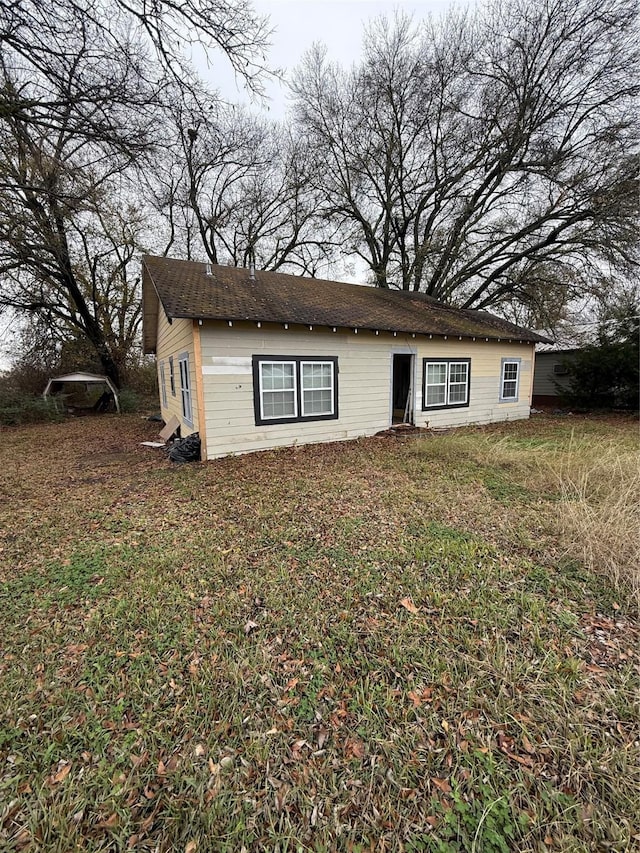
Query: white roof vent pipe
[[204, 262, 212, 276], [249, 261, 255, 280]]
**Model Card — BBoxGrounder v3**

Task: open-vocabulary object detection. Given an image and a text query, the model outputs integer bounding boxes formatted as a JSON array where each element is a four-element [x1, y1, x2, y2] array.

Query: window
[[178, 352, 193, 425], [260, 361, 296, 419], [422, 359, 470, 410], [169, 356, 176, 396], [253, 356, 338, 425], [500, 358, 521, 402], [301, 361, 335, 416], [159, 361, 168, 408]]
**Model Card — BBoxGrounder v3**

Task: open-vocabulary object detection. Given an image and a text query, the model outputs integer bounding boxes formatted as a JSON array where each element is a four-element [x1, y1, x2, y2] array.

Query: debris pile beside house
[[140, 414, 202, 462], [168, 432, 201, 463], [375, 423, 430, 438]]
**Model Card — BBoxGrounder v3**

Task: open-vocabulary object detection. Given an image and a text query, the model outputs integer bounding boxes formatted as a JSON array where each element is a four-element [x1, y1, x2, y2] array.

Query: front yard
[[0, 414, 638, 851]]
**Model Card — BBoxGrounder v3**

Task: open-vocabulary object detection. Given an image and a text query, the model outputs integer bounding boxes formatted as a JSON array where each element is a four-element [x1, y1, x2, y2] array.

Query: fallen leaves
[[497, 732, 535, 768], [431, 777, 452, 794], [407, 686, 433, 707], [343, 737, 366, 760], [399, 596, 419, 614], [1, 415, 638, 852], [47, 762, 71, 786], [316, 727, 330, 749], [96, 813, 118, 830]]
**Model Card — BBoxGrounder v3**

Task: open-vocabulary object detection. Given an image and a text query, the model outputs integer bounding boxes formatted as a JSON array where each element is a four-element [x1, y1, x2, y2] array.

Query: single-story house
[[142, 256, 550, 460]]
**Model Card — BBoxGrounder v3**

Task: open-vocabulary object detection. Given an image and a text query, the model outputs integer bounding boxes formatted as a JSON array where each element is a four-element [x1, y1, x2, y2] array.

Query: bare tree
[[153, 102, 338, 274], [0, 0, 270, 385], [292, 0, 639, 312]]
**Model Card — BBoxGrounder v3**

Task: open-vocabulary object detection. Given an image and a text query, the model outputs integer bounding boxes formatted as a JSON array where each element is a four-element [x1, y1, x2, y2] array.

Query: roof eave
[[171, 313, 542, 344], [142, 258, 175, 354]]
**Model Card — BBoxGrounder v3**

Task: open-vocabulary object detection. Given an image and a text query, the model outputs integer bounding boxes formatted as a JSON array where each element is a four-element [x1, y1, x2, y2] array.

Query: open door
[[392, 353, 414, 424]]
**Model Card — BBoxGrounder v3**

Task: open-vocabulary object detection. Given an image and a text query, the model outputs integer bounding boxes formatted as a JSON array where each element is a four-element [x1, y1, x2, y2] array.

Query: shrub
[[561, 314, 639, 411], [117, 388, 142, 413], [0, 388, 63, 425]]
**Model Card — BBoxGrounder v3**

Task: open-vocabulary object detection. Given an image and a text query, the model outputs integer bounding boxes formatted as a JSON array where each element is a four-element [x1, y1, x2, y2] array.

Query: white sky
[[211, 0, 468, 116]]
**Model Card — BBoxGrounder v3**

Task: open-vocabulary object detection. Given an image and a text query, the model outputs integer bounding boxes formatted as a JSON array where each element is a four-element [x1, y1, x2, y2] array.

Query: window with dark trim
[[169, 356, 176, 396], [499, 358, 521, 402], [252, 356, 339, 425], [422, 358, 471, 410], [178, 352, 193, 425]]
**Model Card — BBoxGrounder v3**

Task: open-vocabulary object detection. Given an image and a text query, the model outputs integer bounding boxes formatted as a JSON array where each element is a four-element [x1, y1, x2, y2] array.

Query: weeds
[[0, 389, 62, 425], [411, 422, 640, 606], [547, 435, 640, 606]]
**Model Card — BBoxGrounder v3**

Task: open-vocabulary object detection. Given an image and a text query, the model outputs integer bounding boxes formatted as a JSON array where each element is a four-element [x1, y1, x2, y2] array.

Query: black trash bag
[[169, 432, 201, 463]]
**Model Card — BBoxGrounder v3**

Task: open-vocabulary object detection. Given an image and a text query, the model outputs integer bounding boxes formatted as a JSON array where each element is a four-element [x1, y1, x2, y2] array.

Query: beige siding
[[155, 312, 199, 434], [414, 337, 533, 428], [199, 322, 534, 459]]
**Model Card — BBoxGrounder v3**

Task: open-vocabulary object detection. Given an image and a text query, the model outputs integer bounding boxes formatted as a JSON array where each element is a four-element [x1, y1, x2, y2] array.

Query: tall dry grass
[[419, 427, 640, 607], [548, 436, 640, 607]]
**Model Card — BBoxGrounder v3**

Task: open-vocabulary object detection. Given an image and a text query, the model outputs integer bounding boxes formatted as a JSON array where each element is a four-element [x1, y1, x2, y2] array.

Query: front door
[[392, 353, 414, 424]]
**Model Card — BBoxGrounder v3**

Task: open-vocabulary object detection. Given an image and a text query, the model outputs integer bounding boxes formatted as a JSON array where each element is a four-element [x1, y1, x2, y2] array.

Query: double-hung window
[[500, 358, 521, 402], [159, 361, 168, 408], [253, 356, 338, 425], [301, 361, 335, 416], [260, 361, 297, 419], [422, 358, 470, 410], [169, 356, 176, 396], [178, 352, 193, 425]]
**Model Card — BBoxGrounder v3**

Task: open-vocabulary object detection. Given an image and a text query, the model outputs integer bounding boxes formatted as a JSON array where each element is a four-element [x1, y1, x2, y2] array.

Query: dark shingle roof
[[142, 256, 550, 344]]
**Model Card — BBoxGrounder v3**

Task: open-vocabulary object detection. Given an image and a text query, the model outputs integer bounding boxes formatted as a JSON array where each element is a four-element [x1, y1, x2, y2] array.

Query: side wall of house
[[155, 312, 200, 434], [532, 351, 574, 403], [199, 322, 534, 459]]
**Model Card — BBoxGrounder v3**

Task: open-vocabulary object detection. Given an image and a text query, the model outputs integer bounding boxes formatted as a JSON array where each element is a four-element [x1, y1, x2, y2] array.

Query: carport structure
[[43, 372, 120, 413]]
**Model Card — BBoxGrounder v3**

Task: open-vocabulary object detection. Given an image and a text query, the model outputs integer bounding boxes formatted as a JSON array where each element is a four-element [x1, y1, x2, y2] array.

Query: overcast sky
[[211, 0, 469, 116]]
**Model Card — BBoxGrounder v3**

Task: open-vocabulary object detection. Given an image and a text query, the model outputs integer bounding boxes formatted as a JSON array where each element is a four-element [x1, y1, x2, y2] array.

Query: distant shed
[[43, 372, 120, 413]]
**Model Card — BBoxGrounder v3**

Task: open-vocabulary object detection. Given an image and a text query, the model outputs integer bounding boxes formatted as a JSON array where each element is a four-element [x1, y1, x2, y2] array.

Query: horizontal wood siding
[[199, 322, 534, 459], [414, 338, 533, 428], [533, 351, 574, 399], [155, 312, 199, 434]]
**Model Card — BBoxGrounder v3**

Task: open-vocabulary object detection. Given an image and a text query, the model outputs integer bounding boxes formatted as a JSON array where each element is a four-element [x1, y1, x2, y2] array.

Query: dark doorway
[[392, 354, 414, 424]]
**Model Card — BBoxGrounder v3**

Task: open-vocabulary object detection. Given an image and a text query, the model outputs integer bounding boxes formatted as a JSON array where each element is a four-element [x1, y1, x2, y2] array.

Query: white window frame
[[499, 358, 521, 402], [159, 361, 167, 408], [258, 360, 298, 422], [178, 352, 193, 425], [300, 360, 336, 417], [422, 359, 470, 410]]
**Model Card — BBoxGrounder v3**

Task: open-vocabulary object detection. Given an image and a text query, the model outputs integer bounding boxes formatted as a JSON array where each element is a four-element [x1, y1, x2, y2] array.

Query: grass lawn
[[0, 414, 638, 852]]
